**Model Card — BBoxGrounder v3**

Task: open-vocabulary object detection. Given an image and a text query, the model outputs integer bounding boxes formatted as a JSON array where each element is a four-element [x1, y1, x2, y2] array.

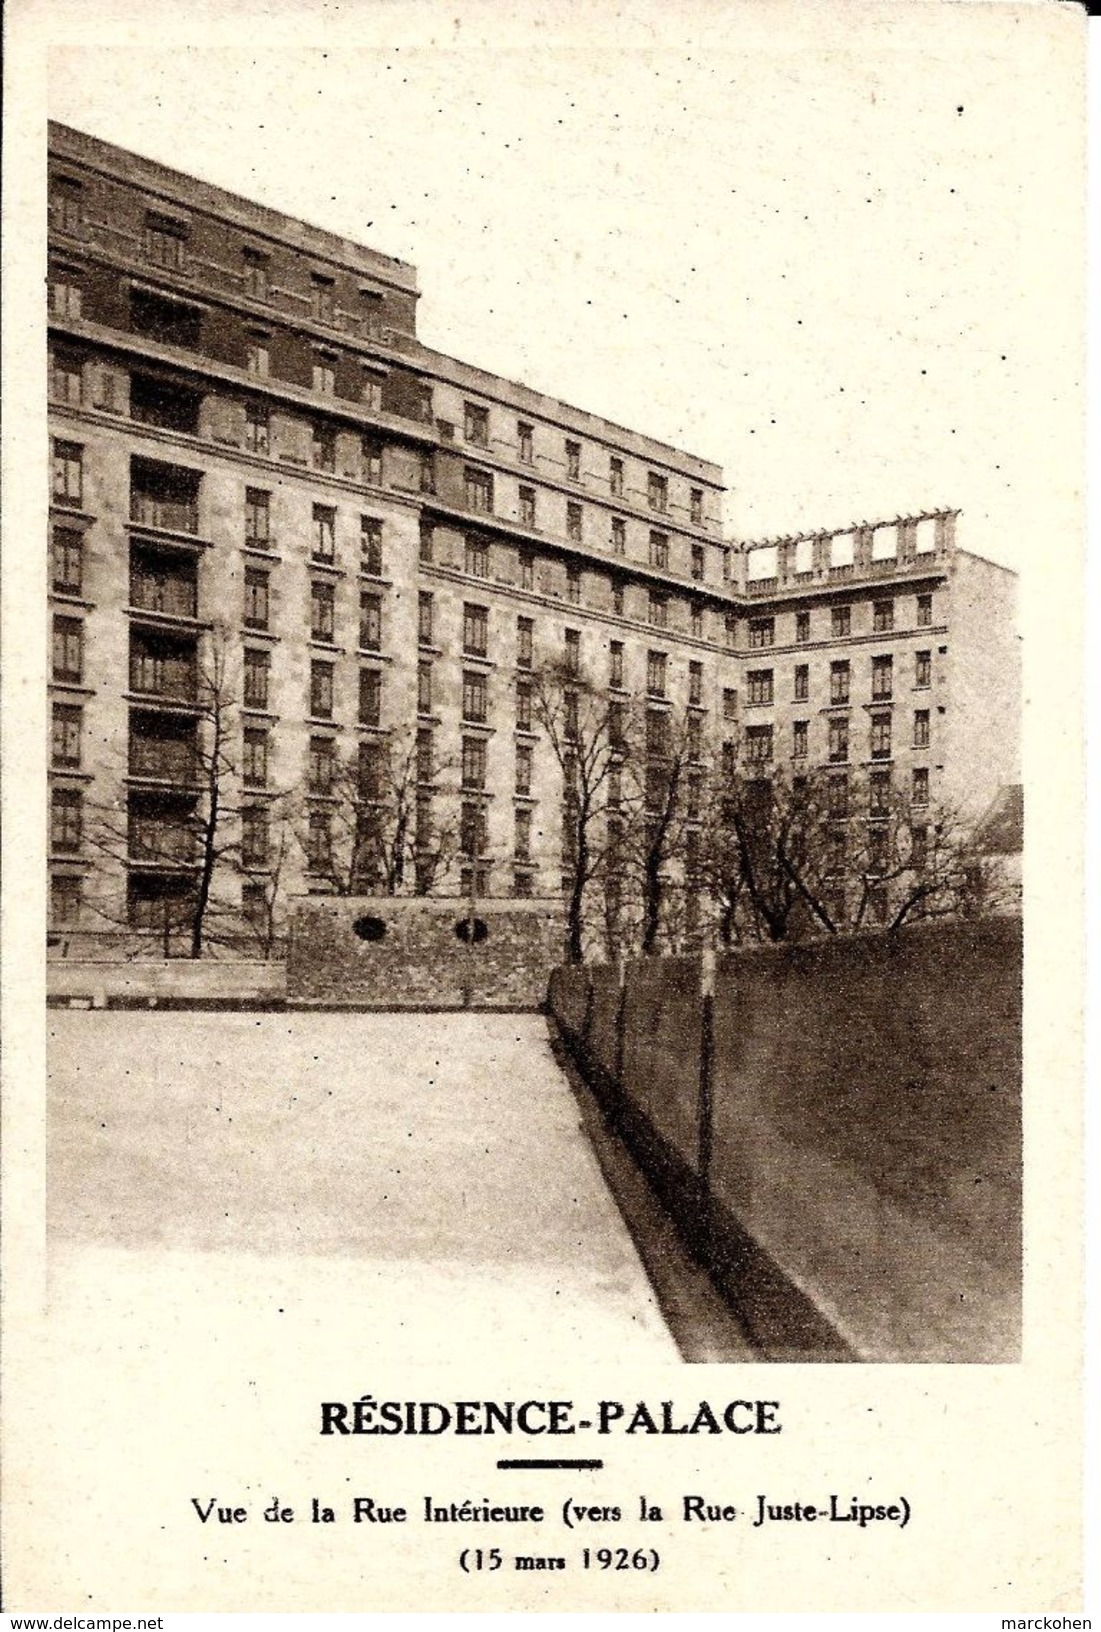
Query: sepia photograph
[[2, 0, 1087, 1614]]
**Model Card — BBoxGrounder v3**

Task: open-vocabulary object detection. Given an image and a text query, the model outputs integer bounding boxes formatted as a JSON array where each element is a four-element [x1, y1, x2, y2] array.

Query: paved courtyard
[[46, 1009, 680, 1366]]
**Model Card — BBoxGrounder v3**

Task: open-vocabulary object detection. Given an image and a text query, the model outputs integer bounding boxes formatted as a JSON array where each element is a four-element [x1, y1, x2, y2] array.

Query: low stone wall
[[548, 919, 1022, 1363], [289, 896, 564, 1009], [47, 959, 285, 1008]]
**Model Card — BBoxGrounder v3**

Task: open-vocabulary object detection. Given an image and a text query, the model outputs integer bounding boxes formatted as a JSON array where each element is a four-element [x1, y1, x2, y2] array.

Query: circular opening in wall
[[352, 915, 387, 942], [454, 917, 489, 944]]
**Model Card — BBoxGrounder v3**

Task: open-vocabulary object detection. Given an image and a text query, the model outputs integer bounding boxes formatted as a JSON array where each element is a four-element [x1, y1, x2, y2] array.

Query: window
[[51, 874, 82, 926], [312, 424, 336, 474], [647, 471, 668, 513], [691, 487, 706, 525], [312, 355, 336, 395], [914, 709, 931, 749], [243, 566, 270, 630], [417, 447, 435, 494], [516, 678, 533, 731], [610, 456, 624, 497], [462, 736, 487, 790], [462, 539, 490, 589], [611, 516, 626, 557], [464, 402, 489, 446], [462, 670, 487, 723], [415, 729, 434, 785], [794, 663, 809, 702], [418, 593, 434, 647], [312, 504, 336, 562], [691, 603, 704, 639], [310, 274, 336, 323], [306, 809, 331, 872], [869, 770, 892, 815], [52, 615, 83, 683], [724, 612, 738, 650], [144, 212, 188, 270], [519, 549, 535, 591], [831, 604, 851, 638], [245, 335, 270, 377], [243, 727, 269, 788], [748, 669, 773, 706], [245, 402, 270, 455], [515, 742, 533, 795], [460, 802, 488, 859], [612, 579, 625, 616], [795, 610, 810, 644], [793, 719, 809, 759], [52, 440, 83, 509], [871, 712, 892, 759], [519, 485, 536, 527], [610, 640, 624, 689], [563, 628, 581, 675], [359, 667, 382, 727], [242, 248, 269, 301], [364, 437, 385, 486], [245, 488, 270, 546], [721, 741, 736, 780], [51, 527, 83, 596], [51, 787, 83, 853], [52, 703, 82, 767], [648, 591, 668, 628], [463, 603, 489, 656], [51, 348, 82, 406], [745, 724, 773, 764], [691, 543, 705, 581], [828, 774, 849, 817], [514, 807, 532, 861], [873, 599, 895, 633], [915, 649, 932, 688], [910, 824, 929, 870], [917, 593, 933, 628], [309, 735, 335, 794], [565, 439, 581, 481], [688, 660, 703, 706], [609, 701, 627, 752], [722, 686, 737, 720], [567, 502, 583, 543], [687, 712, 703, 760], [646, 650, 667, 697], [358, 590, 381, 651], [362, 369, 384, 412], [51, 174, 83, 232], [243, 648, 270, 709], [354, 518, 382, 579], [646, 707, 670, 760], [50, 267, 83, 319], [518, 422, 533, 464], [465, 467, 494, 514], [310, 660, 334, 719], [649, 530, 669, 570], [912, 766, 930, 806], [417, 661, 432, 715], [517, 616, 533, 669], [748, 616, 774, 649], [828, 715, 849, 764], [867, 653, 893, 700], [830, 659, 850, 705], [566, 563, 582, 603], [419, 521, 434, 565]]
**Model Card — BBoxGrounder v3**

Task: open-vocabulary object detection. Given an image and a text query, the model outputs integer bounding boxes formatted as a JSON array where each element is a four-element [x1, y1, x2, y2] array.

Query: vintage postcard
[[1, 0, 1089, 1616]]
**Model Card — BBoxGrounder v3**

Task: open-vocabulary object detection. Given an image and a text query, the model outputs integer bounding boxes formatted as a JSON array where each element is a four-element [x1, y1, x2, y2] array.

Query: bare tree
[[531, 660, 631, 964], [623, 705, 700, 956], [295, 727, 458, 898]]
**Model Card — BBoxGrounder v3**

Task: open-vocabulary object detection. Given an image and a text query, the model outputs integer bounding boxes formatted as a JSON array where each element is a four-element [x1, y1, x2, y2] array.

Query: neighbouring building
[[46, 122, 1019, 957]]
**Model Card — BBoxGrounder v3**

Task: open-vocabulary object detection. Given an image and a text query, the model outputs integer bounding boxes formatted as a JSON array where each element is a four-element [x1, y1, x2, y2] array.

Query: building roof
[[973, 785, 1024, 855]]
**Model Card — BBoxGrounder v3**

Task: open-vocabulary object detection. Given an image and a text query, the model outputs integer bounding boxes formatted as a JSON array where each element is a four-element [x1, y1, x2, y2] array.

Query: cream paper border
[[1, 0, 1088, 1613]]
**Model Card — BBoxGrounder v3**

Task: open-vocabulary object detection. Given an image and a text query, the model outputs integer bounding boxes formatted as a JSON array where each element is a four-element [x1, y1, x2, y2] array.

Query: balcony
[[129, 636, 198, 704], [130, 558, 198, 621], [128, 733, 198, 785], [128, 814, 197, 865], [130, 456, 202, 538]]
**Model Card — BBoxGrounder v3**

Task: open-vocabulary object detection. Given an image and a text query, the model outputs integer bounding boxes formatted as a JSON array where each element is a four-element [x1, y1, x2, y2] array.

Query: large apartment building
[[46, 123, 1019, 953]]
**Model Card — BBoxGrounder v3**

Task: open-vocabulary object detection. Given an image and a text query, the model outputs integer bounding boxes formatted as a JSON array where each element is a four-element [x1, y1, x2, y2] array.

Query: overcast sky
[[43, 1, 1086, 573]]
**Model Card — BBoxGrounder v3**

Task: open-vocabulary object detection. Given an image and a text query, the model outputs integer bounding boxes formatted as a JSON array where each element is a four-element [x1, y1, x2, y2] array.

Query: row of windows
[[747, 596, 934, 648], [745, 651, 934, 706], [739, 716, 931, 769]]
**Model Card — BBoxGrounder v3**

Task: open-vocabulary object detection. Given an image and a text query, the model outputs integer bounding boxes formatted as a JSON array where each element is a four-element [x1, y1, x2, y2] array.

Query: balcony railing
[[130, 570, 198, 619], [130, 493, 200, 535], [129, 737, 198, 783], [129, 656, 198, 702], [128, 817, 197, 864]]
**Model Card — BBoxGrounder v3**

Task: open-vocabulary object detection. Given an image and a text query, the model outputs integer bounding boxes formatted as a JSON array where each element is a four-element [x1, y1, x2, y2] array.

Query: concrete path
[[47, 1010, 680, 1366]]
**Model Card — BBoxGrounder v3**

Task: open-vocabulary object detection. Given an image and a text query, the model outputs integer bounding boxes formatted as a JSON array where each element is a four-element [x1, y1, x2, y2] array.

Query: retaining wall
[[288, 896, 564, 1009], [47, 959, 285, 1008], [548, 918, 1022, 1362]]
